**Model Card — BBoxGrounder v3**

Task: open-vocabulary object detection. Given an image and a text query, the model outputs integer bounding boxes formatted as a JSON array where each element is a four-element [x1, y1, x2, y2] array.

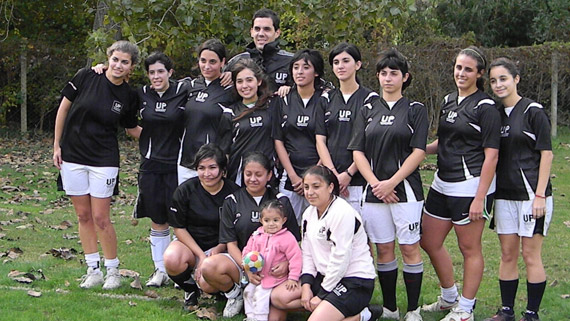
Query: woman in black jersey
[[53, 40, 139, 290], [349, 48, 428, 321], [199, 152, 300, 318], [178, 39, 235, 184], [163, 144, 239, 311], [274, 49, 326, 222], [218, 59, 276, 185], [316, 42, 372, 211], [484, 58, 553, 321], [420, 46, 501, 321]]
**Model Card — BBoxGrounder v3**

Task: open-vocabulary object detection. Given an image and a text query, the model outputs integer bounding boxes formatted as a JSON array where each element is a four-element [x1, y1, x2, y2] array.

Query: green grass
[[1, 131, 569, 321]]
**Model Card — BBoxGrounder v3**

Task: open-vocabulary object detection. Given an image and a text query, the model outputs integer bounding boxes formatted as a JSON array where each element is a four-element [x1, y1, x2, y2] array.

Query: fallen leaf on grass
[[561, 294, 570, 299], [130, 219, 139, 226], [4, 247, 23, 259], [0, 233, 5, 239], [128, 301, 137, 306], [119, 269, 140, 278], [27, 290, 42, 297], [16, 223, 34, 230], [34, 217, 43, 224], [50, 220, 73, 230], [47, 248, 77, 260], [55, 288, 69, 294], [1, 185, 21, 192], [196, 307, 218, 320], [13, 277, 34, 283], [144, 290, 158, 298], [130, 275, 142, 290], [550, 280, 558, 286], [0, 221, 12, 226], [42, 209, 55, 215], [125, 239, 133, 245], [8, 270, 26, 278], [64, 280, 70, 287], [62, 234, 78, 240]]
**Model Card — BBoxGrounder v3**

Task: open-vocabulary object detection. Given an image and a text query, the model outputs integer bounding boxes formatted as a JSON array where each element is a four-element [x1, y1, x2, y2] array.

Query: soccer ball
[[243, 251, 264, 273]]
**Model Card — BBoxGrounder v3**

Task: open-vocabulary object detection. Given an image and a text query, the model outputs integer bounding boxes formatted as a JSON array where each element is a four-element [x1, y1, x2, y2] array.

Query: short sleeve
[[314, 96, 328, 136], [479, 104, 501, 149], [218, 108, 234, 154], [409, 102, 429, 150], [272, 98, 285, 141], [347, 103, 368, 152], [120, 89, 139, 129], [168, 186, 189, 229], [529, 106, 552, 151], [61, 68, 89, 101], [219, 195, 238, 244]]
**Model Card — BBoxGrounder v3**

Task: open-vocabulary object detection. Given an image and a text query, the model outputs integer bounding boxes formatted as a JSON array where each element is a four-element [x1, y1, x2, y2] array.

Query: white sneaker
[[79, 267, 104, 289], [440, 307, 473, 321], [404, 307, 423, 321], [102, 268, 121, 290], [422, 296, 458, 312], [223, 293, 244, 318], [145, 269, 169, 287], [382, 307, 399, 320]]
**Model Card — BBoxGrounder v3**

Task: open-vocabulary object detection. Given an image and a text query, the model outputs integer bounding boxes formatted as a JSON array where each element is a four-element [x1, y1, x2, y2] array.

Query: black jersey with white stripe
[[315, 86, 373, 186], [436, 90, 501, 182], [218, 101, 276, 183], [179, 77, 235, 168], [496, 98, 552, 200], [138, 79, 189, 165], [219, 188, 300, 250], [169, 177, 239, 251], [273, 87, 323, 187], [348, 94, 428, 203], [60, 68, 138, 167]]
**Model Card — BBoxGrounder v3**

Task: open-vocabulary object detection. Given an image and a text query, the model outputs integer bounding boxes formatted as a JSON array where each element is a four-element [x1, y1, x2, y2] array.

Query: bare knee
[[163, 246, 185, 272], [76, 210, 93, 224], [92, 213, 112, 230], [376, 242, 395, 262], [400, 243, 421, 263], [521, 247, 542, 268], [199, 257, 220, 279], [501, 247, 519, 264]]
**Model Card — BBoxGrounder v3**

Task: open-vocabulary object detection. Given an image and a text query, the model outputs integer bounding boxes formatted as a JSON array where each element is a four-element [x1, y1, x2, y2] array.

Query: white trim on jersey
[[145, 138, 152, 159], [524, 102, 543, 114], [523, 131, 536, 141]]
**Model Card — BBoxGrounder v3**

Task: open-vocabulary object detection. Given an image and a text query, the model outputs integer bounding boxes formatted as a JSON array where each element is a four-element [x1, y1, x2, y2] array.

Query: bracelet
[[535, 194, 546, 199], [345, 171, 353, 178]]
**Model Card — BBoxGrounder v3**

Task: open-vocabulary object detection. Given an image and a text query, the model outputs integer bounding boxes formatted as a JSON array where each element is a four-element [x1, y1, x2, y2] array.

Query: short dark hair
[[252, 8, 280, 30], [376, 48, 412, 91], [290, 49, 325, 90], [456, 46, 487, 91], [198, 39, 227, 62], [144, 52, 173, 72], [489, 57, 520, 79], [303, 165, 340, 196], [242, 151, 273, 173], [191, 143, 227, 171]]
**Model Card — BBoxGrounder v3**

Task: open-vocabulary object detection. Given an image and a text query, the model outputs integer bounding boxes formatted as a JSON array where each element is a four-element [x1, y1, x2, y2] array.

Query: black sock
[[377, 261, 398, 312], [526, 280, 546, 313], [403, 262, 423, 311], [168, 266, 198, 293], [499, 279, 518, 314]]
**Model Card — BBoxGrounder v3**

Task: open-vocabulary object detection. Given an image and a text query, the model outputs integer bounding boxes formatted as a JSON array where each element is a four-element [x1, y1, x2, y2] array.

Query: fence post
[[20, 38, 28, 134], [550, 51, 558, 138]]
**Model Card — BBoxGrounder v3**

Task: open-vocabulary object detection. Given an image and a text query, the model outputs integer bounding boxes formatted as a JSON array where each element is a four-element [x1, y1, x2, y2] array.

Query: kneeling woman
[[163, 144, 239, 309]]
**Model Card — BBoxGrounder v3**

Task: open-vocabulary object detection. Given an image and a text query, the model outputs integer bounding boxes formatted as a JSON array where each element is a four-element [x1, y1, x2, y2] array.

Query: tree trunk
[[550, 51, 558, 138], [85, 0, 109, 68], [20, 38, 27, 134]]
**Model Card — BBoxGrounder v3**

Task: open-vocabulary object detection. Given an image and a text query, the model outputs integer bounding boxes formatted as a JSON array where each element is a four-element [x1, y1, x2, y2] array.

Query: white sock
[[441, 284, 459, 303], [225, 283, 241, 299], [85, 252, 100, 270], [150, 228, 170, 272], [104, 257, 120, 270], [359, 307, 372, 321], [458, 295, 475, 313]]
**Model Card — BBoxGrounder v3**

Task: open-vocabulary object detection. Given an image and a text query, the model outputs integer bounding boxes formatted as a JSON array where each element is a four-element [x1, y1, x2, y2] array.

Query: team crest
[[195, 91, 208, 102], [249, 116, 263, 127], [338, 110, 351, 122], [111, 100, 123, 114], [501, 125, 510, 137], [380, 115, 395, 126], [445, 110, 458, 123], [155, 102, 167, 113], [251, 211, 260, 223], [296, 115, 310, 127], [275, 73, 288, 84]]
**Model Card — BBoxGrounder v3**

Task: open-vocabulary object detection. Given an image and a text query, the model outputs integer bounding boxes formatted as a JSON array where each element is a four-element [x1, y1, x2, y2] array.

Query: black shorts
[[133, 169, 177, 225], [311, 273, 374, 317], [424, 188, 494, 225]]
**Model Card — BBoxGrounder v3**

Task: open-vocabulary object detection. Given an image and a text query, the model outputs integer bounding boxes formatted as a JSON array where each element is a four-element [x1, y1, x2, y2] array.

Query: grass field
[[0, 130, 569, 321]]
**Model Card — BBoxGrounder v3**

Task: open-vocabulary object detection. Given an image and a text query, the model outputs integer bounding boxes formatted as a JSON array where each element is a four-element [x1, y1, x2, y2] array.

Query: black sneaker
[[484, 308, 515, 321], [369, 304, 383, 321], [183, 289, 199, 310], [519, 312, 540, 321]]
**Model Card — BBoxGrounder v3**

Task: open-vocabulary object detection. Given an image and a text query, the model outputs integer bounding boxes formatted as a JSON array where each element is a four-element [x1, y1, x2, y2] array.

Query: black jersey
[[218, 101, 276, 183], [138, 79, 189, 165], [219, 188, 300, 250], [496, 98, 552, 200], [179, 77, 235, 168], [436, 90, 501, 182], [60, 68, 138, 167], [315, 87, 373, 186], [273, 87, 323, 189], [169, 177, 239, 251], [348, 94, 428, 203], [226, 40, 293, 92]]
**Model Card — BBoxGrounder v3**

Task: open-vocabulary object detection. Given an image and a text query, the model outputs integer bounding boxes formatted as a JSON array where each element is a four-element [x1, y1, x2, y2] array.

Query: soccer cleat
[[483, 308, 515, 321], [183, 289, 199, 310], [223, 293, 244, 318], [102, 268, 122, 290], [404, 307, 423, 321], [518, 312, 540, 321], [422, 296, 458, 312], [79, 267, 104, 289], [145, 269, 169, 287], [382, 307, 400, 320], [440, 307, 473, 321], [369, 305, 384, 321]]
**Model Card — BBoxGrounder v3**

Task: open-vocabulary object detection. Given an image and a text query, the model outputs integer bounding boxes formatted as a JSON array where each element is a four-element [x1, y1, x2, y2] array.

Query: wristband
[[535, 194, 546, 199], [345, 171, 353, 178]]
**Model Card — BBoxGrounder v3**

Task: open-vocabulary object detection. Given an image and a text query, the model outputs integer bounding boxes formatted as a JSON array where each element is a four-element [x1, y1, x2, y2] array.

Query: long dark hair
[[230, 58, 272, 122], [191, 143, 227, 172], [289, 49, 325, 90], [329, 42, 362, 84], [456, 46, 487, 91], [303, 165, 340, 196], [489, 57, 520, 79]]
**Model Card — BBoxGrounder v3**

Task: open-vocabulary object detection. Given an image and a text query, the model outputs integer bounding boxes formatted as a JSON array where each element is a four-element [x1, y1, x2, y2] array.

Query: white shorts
[[177, 164, 197, 185], [494, 197, 553, 237], [60, 161, 118, 198], [361, 201, 423, 244], [243, 283, 271, 321], [342, 186, 364, 213]]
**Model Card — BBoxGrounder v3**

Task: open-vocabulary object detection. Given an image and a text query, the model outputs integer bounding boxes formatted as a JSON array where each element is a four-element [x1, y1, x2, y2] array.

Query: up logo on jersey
[[338, 110, 351, 122], [380, 115, 395, 126], [251, 211, 260, 223], [111, 100, 123, 114], [501, 125, 510, 137], [296, 115, 310, 127], [249, 116, 263, 128], [155, 102, 167, 113], [275, 73, 288, 84], [195, 91, 208, 103], [445, 110, 458, 123]]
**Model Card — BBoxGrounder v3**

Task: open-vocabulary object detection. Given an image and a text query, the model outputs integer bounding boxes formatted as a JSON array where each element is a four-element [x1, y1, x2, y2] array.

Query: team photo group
[[52, 8, 553, 321]]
